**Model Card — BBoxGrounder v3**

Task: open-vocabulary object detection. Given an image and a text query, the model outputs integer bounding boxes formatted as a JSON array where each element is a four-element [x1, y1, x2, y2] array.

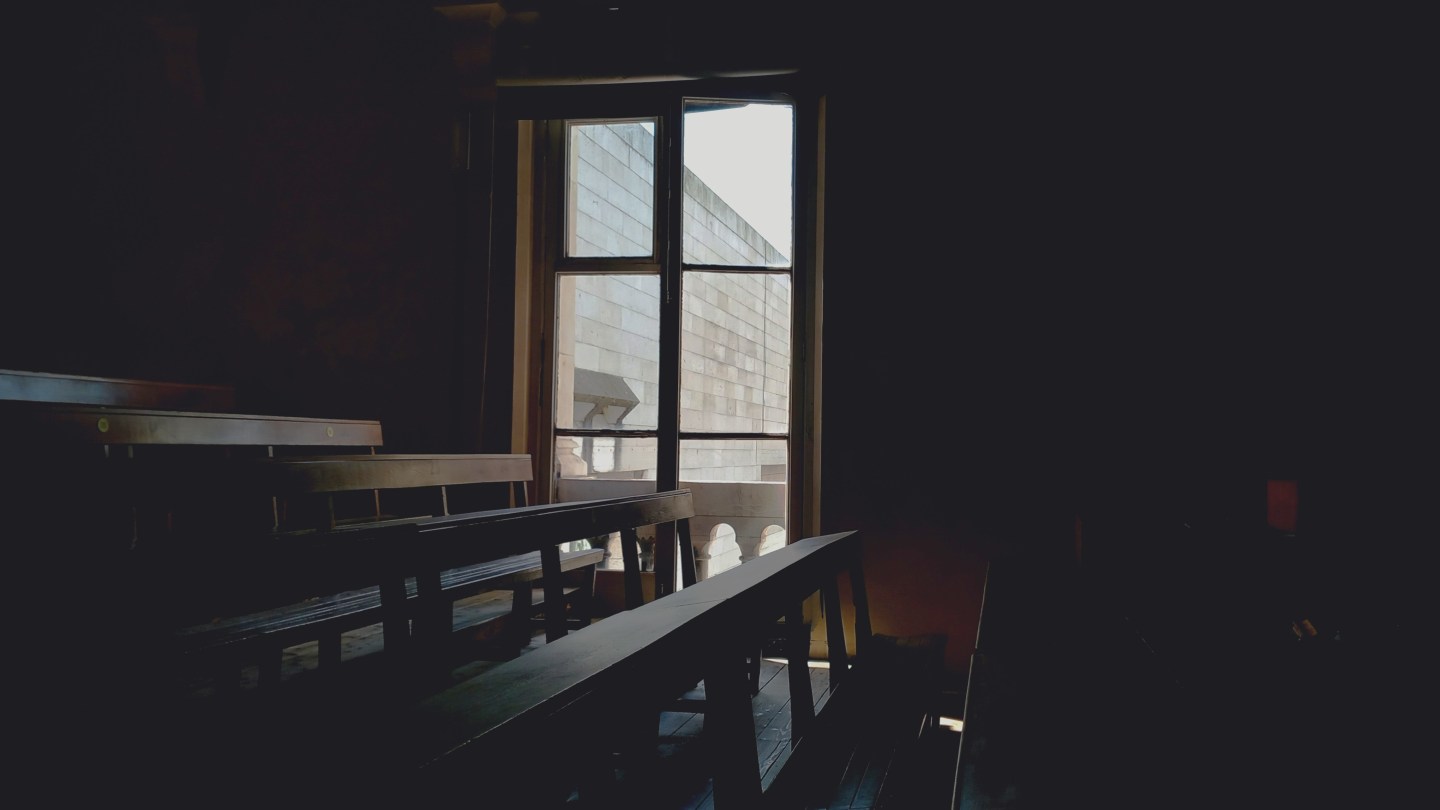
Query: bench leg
[[822, 575, 850, 688], [705, 654, 763, 808], [678, 517, 698, 588], [848, 548, 873, 660], [379, 576, 411, 658], [612, 702, 662, 809], [620, 527, 644, 610], [541, 544, 568, 642], [571, 565, 598, 629], [787, 600, 815, 740], [509, 584, 535, 649]]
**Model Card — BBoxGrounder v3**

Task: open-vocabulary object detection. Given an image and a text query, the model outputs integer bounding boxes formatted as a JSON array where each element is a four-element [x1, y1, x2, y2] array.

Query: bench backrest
[[0, 403, 383, 448], [0, 368, 237, 411], [5, 403, 387, 608], [138, 452, 533, 534], [241, 453, 532, 498], [410, 488, 696, 640], [138, 454, 532, 621], [1, 369, 381, 451], [413, 489, 691, 568]]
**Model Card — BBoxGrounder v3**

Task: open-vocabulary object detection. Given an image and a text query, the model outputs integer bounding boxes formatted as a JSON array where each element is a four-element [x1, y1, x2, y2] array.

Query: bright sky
[[683, 103, 794, 259]]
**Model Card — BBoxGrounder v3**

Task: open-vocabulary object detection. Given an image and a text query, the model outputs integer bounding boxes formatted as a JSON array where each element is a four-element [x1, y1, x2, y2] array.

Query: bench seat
[[164, 489, 694, 694], [176, 547, 606, 670]]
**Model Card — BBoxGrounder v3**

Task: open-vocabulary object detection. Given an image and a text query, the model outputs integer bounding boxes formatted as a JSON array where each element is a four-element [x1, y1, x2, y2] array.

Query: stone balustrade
[[555, 478, 787, 580]]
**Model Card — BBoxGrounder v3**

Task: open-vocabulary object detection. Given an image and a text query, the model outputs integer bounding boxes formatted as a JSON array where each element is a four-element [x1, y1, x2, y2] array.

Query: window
[[517, 83, 819, 597]]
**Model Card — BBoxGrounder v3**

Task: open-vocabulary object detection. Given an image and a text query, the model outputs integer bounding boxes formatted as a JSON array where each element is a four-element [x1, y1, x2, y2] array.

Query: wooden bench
[[3, 371, 383, 573], [131, 526, 868, 810], [0, 401, 384, 450], [2, 384, 386, 616], [331, 529, 869, 809], [0, 368, 237, 411], [2, 372, 393, 750], [1, 368, 383, 466], [148, 452, 533, 684], [168, 488, 698, 692]]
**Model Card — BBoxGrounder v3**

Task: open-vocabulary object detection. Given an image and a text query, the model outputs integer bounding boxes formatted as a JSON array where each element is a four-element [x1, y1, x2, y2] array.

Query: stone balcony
[[555, 477, 787, 580]]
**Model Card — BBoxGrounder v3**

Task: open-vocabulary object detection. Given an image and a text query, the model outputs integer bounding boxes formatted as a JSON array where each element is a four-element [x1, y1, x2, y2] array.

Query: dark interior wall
[[9, 2, 477, 451], [818, 9, 1435, 677], [6, 4, 1430, 684], [204, 3, 461, 448]]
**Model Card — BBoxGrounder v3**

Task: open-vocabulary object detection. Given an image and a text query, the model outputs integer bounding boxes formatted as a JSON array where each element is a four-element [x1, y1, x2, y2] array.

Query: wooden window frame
[[503, 78, 824, 564]]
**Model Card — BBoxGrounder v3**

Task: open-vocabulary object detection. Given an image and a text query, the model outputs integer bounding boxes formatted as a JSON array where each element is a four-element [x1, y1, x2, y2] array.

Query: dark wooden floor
[[658, 657, 961, 810], [165, 593, 962, 810], [954, 552, 1432, 810]]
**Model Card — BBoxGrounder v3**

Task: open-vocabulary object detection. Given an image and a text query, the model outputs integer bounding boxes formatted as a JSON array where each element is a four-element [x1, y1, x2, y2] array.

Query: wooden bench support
[[822, 575, 850, 685], [540, 543, 566, 642], [706, 651, 765, 808], [786, 599, 816, 741], [621, 525, 644, 610]]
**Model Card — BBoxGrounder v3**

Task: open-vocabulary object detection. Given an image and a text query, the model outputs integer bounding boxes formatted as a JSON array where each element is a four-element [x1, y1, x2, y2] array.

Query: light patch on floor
[[763, 656, 852, 670]]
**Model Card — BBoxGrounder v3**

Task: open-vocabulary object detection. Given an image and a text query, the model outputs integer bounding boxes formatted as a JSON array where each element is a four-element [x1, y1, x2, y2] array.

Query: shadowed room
[[5, 3, 1431, 808]]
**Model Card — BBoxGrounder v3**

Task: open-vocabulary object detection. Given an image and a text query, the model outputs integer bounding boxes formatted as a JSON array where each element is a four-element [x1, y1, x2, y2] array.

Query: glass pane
[[681, 439, 787, 579], [680, 271, 790, 434], [555, 439, 658, 571], [555, 275, 661, 431], [683, 101, 793, 266], [567, 119, 657, 258], [555, 436, 658, 487]]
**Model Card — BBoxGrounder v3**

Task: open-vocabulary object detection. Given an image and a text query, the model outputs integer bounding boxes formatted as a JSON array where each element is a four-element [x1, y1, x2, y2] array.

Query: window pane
[[682, 101, 792, 267], [680, 271, 790, 434], [555, 436, 657, 484], [555, 441, 658, 571], [681, 439, 787, 579], [555, 275, 661, 431], [567, 120, 656, 258]]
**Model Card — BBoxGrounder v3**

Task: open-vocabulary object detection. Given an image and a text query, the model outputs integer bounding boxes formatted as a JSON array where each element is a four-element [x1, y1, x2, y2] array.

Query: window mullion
[[534, 119, 565, 505], [657, 102, 683, 494]]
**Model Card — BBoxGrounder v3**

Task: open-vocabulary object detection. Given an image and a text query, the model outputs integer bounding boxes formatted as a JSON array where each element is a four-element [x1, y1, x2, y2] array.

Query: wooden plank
[[413, 490, 696, 571], [402, 598, 716, 769], [231, 453, 531, 495], [0, 368, 236, 410], [175, 547, 606, 656], [0, 402, 383, 446], [123, 452, 531, 533]]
